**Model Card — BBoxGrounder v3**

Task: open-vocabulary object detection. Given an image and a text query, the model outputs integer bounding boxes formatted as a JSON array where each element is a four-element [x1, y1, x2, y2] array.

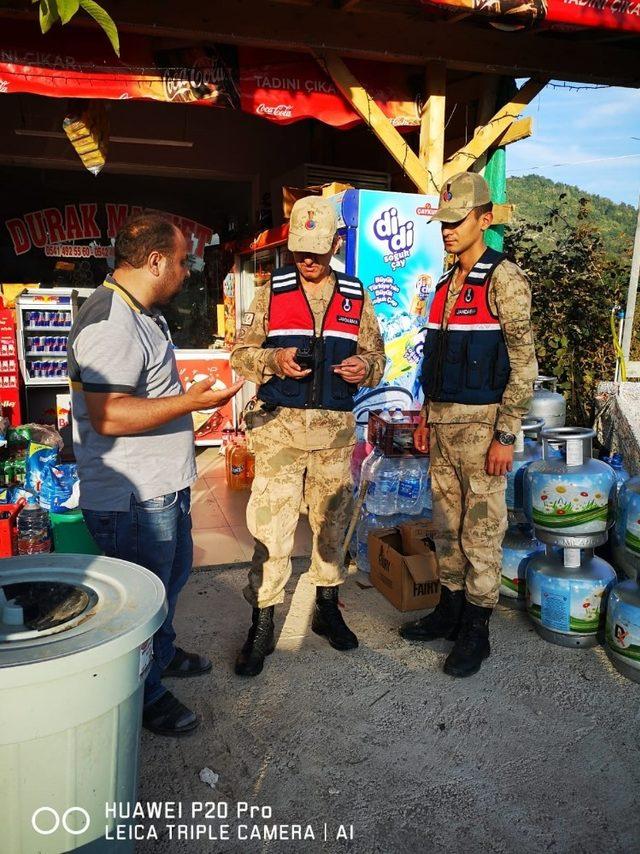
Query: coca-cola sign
[[256, 103, 294, 119]]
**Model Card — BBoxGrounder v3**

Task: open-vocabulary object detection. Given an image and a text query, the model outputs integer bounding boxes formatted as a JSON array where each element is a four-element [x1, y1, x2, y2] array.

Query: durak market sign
[[422, 0, 640, 31], [0, 22, 421, 130], [4, 203, 215, 261]]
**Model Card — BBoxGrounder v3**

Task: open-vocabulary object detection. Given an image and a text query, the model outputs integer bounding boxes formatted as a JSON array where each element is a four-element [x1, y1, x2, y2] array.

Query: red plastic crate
[[0, 500, 25, 558], [367, 410, 426, 457]]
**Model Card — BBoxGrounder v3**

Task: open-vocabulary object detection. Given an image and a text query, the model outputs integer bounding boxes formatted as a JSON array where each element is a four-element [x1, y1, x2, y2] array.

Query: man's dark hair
[[114, 213, 179, 269], [474, 202, 494, 218]]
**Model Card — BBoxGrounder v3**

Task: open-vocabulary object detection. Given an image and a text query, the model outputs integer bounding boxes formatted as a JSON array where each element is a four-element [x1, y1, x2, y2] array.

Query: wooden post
[[472, 75, 498, 174], [419, 61, 447, 196], [315, 50, 430, 193]]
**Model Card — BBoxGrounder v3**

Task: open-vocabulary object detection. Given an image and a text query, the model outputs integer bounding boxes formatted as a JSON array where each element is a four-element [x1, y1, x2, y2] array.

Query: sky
[[506, 83, 640, 208]]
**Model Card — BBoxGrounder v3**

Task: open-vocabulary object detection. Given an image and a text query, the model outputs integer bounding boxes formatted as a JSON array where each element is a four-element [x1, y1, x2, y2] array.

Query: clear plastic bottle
[[351, 425, 373, 489], [356, 511, 378, 573], [368, 456, 400, 515], [360, 448, 383, 508], [17, 504, 51, 555], [397, 455, 426, 514]]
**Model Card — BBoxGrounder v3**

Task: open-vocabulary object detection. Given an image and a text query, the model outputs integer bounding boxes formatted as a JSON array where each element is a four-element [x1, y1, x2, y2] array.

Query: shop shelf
[[24, 377, 68, 386], [24, 327, 71, 333], [25, 352, 67, 358]]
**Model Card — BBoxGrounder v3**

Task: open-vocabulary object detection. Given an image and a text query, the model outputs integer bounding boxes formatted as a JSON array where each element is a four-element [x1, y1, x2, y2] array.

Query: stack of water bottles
[[351, 408, 431, 574]]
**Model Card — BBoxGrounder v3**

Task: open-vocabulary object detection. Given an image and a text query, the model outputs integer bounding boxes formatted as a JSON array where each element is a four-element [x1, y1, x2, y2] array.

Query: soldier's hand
[[332, 356, 368, 385], [486, 439, 514, 477], [275, 347, 311, 379], [414, 420, 430, 454], [186, 377, 245, 411]]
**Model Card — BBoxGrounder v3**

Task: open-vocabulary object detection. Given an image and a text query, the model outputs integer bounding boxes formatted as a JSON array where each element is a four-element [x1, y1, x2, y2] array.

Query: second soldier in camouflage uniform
[[401, 172, 537, 678], [230, 196, 385, 677]]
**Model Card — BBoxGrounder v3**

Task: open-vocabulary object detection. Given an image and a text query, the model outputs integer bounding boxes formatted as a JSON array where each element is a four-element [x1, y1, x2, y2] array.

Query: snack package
[[0, 488, 11, 503], [25, 441, 59, 496], [39, 463, 79, 513]]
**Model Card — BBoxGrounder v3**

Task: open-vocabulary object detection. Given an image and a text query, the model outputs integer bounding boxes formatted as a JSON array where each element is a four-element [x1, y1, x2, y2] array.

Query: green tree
[[505, 196, 628, 425]]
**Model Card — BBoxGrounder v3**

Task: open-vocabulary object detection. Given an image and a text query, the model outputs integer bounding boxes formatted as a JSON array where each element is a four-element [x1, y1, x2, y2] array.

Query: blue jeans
[[83, 488, 193, 707]]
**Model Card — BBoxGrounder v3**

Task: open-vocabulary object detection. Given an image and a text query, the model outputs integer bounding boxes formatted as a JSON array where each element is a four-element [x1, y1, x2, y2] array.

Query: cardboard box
[[282, 182, 354, 218], [399, 518, 439, 558], [369, 525, 440, 612]]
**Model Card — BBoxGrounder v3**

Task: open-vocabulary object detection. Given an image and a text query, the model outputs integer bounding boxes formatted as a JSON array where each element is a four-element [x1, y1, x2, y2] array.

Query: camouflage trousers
[[244, 430, 354, 608], [430, 422, 508, 608]]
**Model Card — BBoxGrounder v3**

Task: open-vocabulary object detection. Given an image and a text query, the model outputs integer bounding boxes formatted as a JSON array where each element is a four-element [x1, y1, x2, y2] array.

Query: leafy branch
[[33, 0, 119, 56]]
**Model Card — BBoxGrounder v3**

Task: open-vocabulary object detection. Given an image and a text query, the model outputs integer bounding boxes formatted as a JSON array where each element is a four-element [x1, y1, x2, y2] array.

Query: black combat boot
[[399, 586, 465, 642], [312, 586, 359, 651], [443, 602, 492, 678], [235, 607, 275, 677]]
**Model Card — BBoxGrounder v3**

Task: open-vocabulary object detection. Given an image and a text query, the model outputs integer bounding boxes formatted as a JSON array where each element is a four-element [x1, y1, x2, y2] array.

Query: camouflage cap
[[288, 196, 337, 254], [429, 172, 492, 223]]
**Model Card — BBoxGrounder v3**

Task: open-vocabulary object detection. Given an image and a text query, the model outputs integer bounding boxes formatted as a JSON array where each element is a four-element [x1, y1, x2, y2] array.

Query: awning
[[421, 0, 640, 33], [0, 22, 421, 130]]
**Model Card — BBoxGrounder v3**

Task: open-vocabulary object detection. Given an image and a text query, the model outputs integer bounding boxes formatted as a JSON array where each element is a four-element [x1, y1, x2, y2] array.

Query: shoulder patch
[[242, 311, 255, 326]]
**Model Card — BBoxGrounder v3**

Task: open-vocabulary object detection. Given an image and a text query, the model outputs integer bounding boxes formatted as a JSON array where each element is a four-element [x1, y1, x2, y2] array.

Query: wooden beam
[[492, 204, 514, 226], [472, 75, 498, 174], [419, 61, 446, 195], [4, 1, 636, 88], [444, 117, 533, 159], [316, 50, 429, 193], [339, 0, 363, 8], [443, 78, 547, 180]]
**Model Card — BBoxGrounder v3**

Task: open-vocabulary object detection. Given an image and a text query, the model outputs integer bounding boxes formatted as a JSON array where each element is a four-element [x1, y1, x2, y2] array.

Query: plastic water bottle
[[609, 453, 630, 497], [397, 456, 426, 514], [351, 425, 373, 489], [369, 456, 400, 515], [17, 504, 51, 554], [360, 448, 383, 506], [356, 511, 379, 573]]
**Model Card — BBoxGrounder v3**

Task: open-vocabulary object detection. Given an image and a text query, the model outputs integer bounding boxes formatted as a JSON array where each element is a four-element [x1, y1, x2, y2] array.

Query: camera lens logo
[[32, 807, 91, 836]]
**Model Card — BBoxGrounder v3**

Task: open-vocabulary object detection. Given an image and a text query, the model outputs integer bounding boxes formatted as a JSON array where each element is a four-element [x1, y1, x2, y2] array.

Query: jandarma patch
[[242, 312, 255, 326]]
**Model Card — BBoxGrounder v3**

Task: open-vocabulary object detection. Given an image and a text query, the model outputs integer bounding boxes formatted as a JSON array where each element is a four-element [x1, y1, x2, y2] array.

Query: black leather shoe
[[312, 586, 358, 651], [443, 602, 492, 678], [400, 586, 465, 642], [162, 647, 212, 678], [235, 606, 275, 677], [142, 691, 199, 737]]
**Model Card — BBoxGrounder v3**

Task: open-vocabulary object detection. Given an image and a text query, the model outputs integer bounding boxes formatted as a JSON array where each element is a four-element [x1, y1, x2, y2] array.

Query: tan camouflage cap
[[429, 172, 492, 223], [288, 196, 337, 254]]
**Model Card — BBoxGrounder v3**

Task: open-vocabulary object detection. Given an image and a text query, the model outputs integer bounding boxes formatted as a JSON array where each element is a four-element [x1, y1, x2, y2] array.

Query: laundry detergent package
[[39, 463, 79, 513]]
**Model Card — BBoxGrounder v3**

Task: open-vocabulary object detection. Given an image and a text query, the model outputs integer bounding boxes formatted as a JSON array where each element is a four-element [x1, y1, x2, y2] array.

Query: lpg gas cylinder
[[500, 523, 544, 607], [527, 375, 566, 429], [605, 575, 640, 683], [525, 540, 616, 648], [506, 416, 544, 521], [611, 476, 640, 580], [524, 427, 617, 543]]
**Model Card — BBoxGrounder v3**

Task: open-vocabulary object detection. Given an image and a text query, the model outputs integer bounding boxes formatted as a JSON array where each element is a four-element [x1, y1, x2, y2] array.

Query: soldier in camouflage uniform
[[400, 172, 537, 678], [230, 197, 385, 677]]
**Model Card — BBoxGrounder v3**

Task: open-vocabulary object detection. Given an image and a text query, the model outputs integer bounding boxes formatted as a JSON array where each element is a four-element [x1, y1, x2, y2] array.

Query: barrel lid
[[0, 554, 166, 668]]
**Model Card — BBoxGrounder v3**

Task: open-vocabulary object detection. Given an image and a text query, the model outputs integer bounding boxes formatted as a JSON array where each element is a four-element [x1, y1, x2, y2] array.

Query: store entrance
[[0, 165, 252, 349]]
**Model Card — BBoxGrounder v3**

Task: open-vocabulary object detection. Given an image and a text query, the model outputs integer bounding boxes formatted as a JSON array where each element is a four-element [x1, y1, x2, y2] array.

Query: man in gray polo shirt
[[69, 213, 243, 737]]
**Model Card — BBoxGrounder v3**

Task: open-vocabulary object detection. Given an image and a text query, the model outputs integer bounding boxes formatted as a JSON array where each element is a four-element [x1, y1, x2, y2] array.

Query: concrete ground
[[136, 559, 640, 854]]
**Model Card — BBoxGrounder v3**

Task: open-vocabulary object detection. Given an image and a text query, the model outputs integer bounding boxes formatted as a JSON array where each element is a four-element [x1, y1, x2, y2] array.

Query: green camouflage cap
[[429, 172, 492, 223], [288, 196, 337, 254]]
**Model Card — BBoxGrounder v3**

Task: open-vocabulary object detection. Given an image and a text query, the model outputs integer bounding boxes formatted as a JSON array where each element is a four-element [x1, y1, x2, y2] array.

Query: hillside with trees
[[504, 175, 636, 425]]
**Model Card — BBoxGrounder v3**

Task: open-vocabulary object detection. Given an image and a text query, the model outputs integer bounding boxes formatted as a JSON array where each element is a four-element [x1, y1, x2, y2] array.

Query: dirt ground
[[136, 559, 640, 854]]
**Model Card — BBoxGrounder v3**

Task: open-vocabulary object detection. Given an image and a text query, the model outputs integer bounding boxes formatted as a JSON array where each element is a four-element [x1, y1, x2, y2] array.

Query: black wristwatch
[[495, 430, 516, 446]]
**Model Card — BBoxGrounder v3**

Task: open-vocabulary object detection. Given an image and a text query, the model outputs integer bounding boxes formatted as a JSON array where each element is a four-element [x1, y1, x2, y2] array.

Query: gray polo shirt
[[69, 277, 197, 511]]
